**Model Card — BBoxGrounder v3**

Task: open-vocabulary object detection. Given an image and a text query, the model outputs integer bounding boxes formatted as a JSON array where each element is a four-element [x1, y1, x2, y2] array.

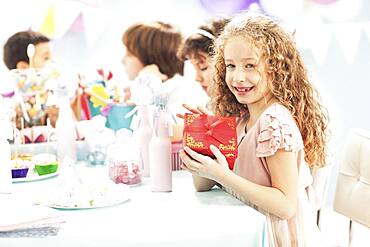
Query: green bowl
[[34, 162, 59, 176]]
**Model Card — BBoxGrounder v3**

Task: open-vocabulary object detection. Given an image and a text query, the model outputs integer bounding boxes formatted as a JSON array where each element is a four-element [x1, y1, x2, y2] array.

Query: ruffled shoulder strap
[[256, 104, 303, 157]]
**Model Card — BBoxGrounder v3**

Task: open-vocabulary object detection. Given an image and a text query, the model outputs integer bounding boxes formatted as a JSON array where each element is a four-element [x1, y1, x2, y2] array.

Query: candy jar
[[107, 129, 142, 185], [85, 115, 114, 165]]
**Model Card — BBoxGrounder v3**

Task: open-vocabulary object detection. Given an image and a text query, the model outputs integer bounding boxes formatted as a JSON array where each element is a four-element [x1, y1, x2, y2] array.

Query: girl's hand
[[176, 104, 212, 119], [139, 64, 168, 81], [180, 145, 230, 182]]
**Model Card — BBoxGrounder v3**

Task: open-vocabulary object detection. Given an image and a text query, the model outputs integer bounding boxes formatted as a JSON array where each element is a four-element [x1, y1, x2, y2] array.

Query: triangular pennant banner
[[83, 6, 106, 47], [70, 13, 84, 33], [308, 24, 333, 65], [54, 0, 83, 38], [39, 3, 55, 37], [332, 23, 362, 64]]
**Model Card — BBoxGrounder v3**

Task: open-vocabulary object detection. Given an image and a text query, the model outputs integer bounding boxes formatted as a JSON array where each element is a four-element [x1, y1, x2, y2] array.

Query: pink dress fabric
[[225, 103, 322, 246]]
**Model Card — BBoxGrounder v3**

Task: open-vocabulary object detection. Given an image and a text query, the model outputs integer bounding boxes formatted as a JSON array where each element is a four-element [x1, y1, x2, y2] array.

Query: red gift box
[[183, 113, 238, 170]]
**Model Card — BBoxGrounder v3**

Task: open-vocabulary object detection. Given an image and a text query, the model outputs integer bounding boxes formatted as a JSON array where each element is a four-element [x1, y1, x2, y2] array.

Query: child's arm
[[221, 150, 298, 219], [191, 174, 218, 192], [182, 146, 298, 220]]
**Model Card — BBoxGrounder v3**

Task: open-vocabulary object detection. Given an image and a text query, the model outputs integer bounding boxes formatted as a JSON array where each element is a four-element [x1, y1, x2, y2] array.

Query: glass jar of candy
[[106, 129, 142, 186]]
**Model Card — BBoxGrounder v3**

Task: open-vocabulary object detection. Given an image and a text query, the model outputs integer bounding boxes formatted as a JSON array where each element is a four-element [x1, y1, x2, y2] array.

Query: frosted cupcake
[[11, 157, 33, 178], [32, 153, 59, 176]]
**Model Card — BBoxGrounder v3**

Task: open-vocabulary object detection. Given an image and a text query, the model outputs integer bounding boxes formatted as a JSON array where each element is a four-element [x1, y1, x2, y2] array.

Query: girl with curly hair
[[180, 13, 329, 246]]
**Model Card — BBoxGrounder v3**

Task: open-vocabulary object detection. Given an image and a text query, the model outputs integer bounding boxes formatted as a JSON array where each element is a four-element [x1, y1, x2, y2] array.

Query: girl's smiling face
[[224, 37, 271, 106]]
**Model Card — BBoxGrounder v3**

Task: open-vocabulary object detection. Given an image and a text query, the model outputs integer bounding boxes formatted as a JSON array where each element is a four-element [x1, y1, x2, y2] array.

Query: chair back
[[334, 128, 370, 227]]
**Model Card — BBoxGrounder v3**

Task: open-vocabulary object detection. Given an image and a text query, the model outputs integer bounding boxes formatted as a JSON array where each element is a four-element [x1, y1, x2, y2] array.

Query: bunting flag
[[30, 0, 370, 66], [39, 3, 55, 37], [332, 23, 362, 64], [53, 0, 83, 38], [82, 5, 107, 47], [295, 21, 370, 65], [70, 13, 85, 33], [303, 24, 333, 65]]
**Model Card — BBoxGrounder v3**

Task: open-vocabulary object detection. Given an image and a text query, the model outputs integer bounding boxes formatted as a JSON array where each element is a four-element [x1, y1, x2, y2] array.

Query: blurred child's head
[[3, 30, 51, 70], [122, 21, 184, 80], [178, 16, 229, 93]]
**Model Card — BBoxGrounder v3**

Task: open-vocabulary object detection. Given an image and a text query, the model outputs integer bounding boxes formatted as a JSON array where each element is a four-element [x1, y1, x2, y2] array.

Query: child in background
[[2, 30, 57, 129], [121, 21, 208, 140], [177, 16, 229, 95], [180, 13, 329, 246], [2, 30, 79, 129], [176, 16, 229, 116], [3, 30, 51, 70]]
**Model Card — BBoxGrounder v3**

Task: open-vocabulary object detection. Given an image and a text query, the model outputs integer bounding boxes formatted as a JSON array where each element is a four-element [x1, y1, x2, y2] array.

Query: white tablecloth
[[0, 170, 266, 247]]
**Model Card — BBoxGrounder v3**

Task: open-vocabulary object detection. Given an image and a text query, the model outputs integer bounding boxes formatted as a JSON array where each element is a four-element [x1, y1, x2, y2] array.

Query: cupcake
[[11, 158, 33, 178], [32, 153, 59, 176]]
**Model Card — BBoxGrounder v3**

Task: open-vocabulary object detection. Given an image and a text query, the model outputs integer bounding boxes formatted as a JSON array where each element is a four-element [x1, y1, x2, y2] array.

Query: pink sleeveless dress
[[225, 103, 322, 246]]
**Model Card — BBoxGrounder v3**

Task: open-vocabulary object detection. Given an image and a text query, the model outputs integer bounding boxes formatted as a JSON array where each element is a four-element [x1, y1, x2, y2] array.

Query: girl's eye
[[226, 64, 235, 69], [246, 64, 255, 69], [199, 67, 208, 71]]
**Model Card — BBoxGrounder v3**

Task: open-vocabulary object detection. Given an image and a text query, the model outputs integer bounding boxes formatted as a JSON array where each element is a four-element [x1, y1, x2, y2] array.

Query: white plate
[[46, 196, 130, 210], [39, 183, 130, 210], [12, 170, 59, 183]]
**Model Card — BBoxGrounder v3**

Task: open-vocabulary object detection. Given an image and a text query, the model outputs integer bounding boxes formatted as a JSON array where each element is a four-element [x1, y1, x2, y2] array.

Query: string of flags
[[33, 0, 107, 47], [31, 0, 369, 65]]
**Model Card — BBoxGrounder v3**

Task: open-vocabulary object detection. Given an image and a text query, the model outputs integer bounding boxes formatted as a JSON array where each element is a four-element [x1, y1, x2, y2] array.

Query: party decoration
[[70, 13, 85, 33], [199, 0, 259, 15], [53, 0, 83, 38], [332, 23, 362, 64], [88, 84, 110, 109], [82, 5, 107, 47], [312, 0, 337, 5], [39, 3, 55, 37], [128, 74, 178, 126], [318, 0, 361, 22], [10, 68, 60, 127]]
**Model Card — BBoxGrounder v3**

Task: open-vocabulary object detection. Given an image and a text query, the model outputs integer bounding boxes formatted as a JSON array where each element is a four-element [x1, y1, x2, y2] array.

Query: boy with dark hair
[[3, 30, 51, 70]]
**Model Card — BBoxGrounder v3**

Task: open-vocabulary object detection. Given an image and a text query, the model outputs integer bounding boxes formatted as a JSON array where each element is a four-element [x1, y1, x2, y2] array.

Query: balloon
[[199, 0, 260, 15], [311, 0, 338, 5]]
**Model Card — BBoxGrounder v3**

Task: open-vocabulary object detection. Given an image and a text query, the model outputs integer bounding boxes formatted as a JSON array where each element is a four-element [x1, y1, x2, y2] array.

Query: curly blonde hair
[[211, 13, 329, 167]]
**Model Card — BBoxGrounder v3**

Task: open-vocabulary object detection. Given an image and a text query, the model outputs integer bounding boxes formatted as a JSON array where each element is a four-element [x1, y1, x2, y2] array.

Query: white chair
[[333, 128, 370, 245]]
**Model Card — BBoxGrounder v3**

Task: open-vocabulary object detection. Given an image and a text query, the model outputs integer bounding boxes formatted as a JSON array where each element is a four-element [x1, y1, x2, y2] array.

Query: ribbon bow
[[203, 117, 232, 144], [125, 74, 177, 123]]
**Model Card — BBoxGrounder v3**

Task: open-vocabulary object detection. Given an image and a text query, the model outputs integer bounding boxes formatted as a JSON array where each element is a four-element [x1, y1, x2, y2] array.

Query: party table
[[0, 168, 266, 247]]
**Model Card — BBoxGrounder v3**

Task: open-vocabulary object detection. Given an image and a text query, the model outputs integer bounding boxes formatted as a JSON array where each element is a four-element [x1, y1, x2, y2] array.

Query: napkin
[[0, 201, 64, 237]]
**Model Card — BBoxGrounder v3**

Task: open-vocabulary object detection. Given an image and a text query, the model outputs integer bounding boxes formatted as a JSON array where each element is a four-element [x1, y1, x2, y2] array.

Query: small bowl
[[11, 168, 29, 178], [34, 162, 58, 176]]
